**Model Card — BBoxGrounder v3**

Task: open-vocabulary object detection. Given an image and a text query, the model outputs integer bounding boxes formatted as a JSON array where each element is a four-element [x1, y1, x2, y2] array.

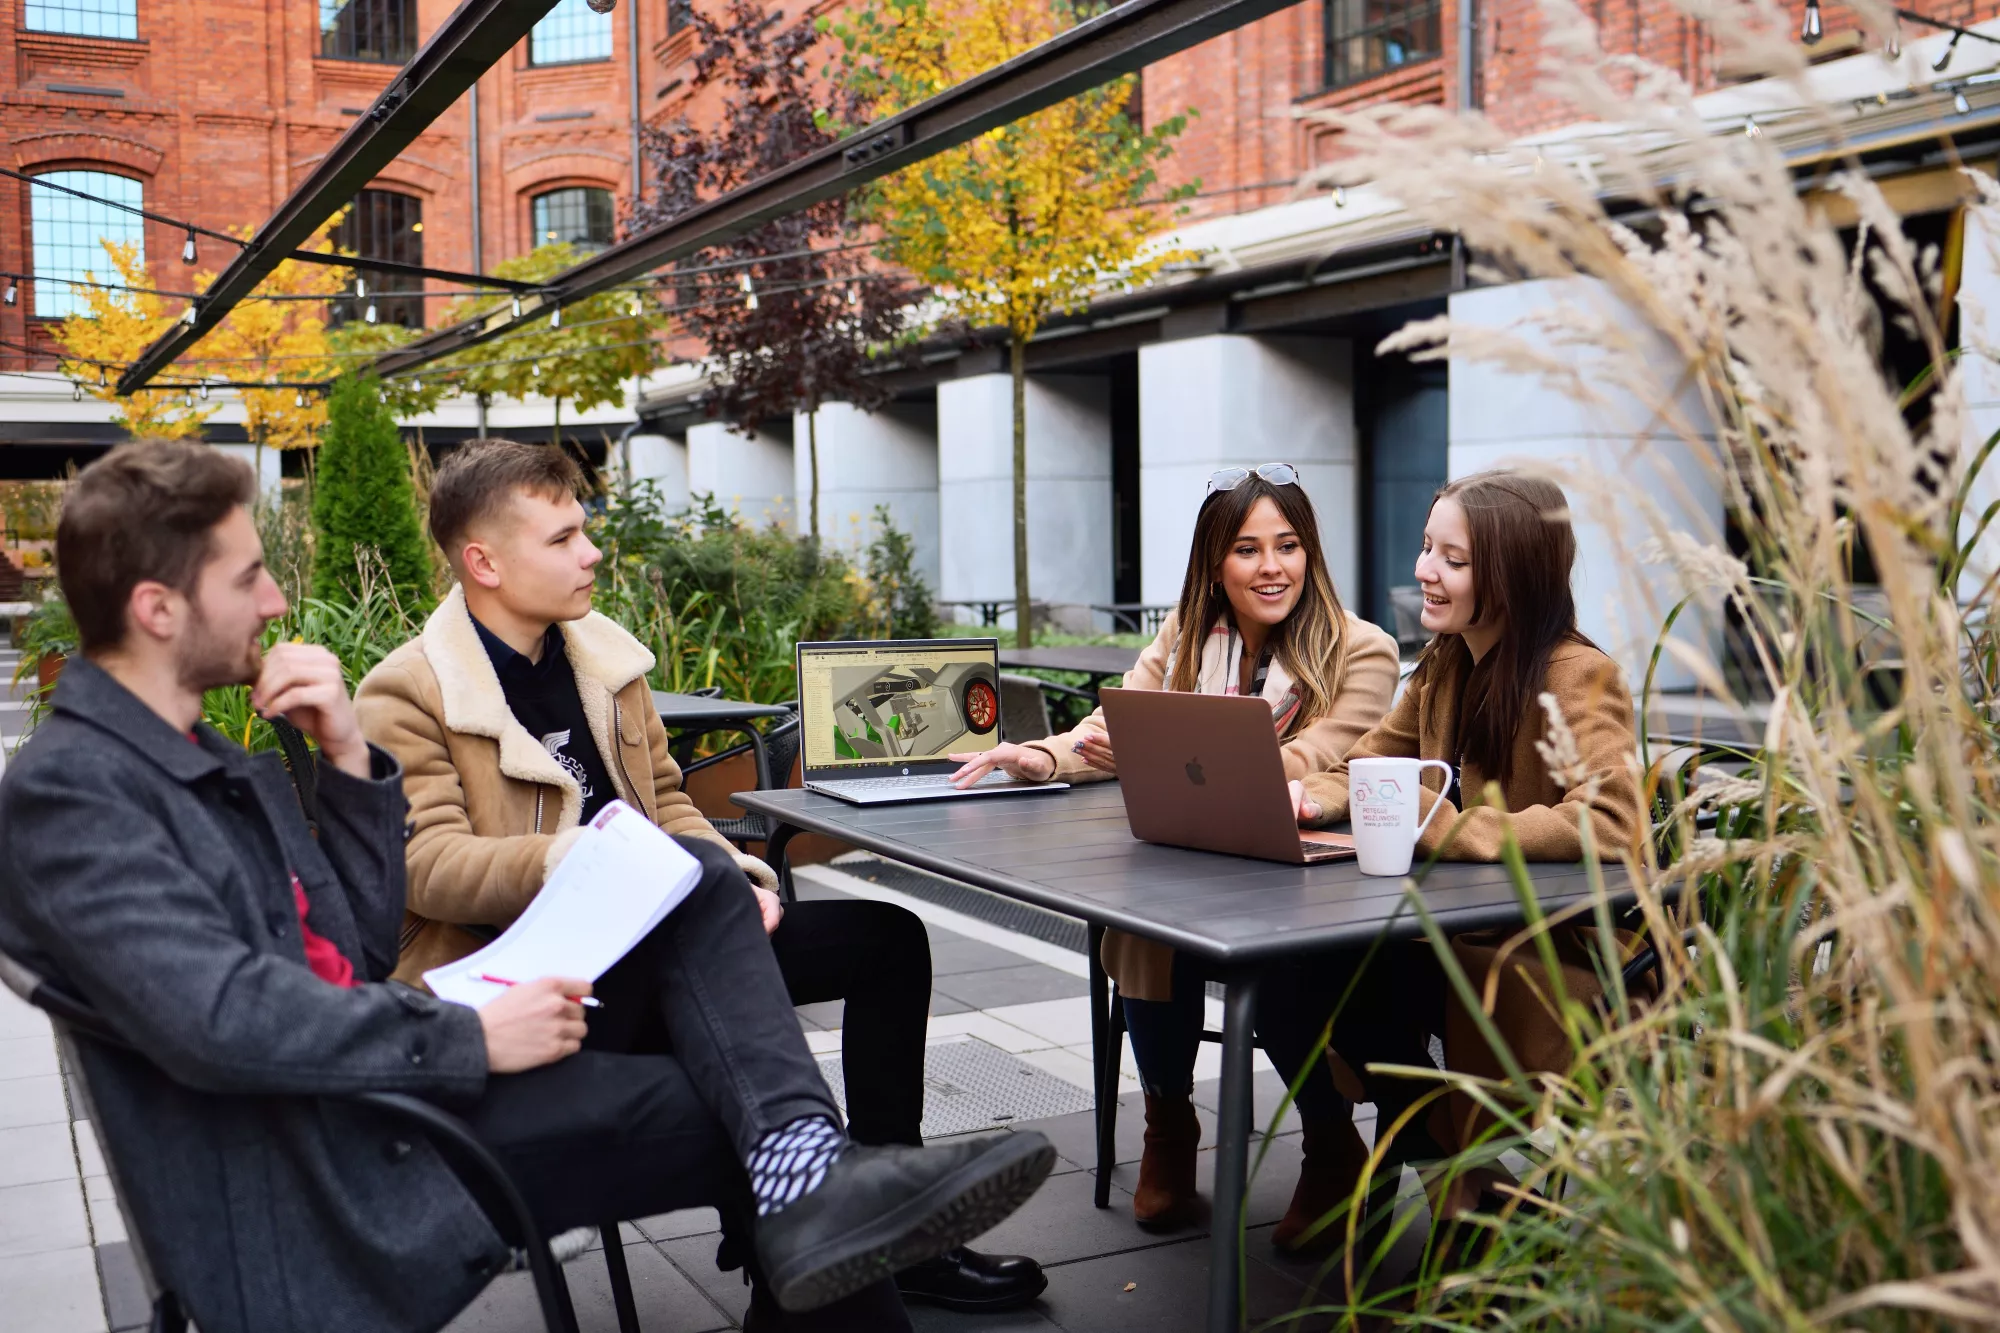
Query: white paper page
[[424, 800, 704, 1008]]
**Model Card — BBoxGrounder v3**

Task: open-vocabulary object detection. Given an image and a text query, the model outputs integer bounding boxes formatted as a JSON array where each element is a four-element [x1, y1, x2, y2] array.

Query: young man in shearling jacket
[[356, 439, 1048, 1316]]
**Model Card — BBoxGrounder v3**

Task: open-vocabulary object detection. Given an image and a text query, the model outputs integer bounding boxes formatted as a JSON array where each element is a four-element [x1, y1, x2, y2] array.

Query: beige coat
[[354, 585, 776, 986], [1025, 609, 1400, 999]]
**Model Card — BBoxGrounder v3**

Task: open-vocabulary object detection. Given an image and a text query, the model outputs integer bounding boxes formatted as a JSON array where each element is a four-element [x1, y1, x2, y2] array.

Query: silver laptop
[[796, 637, 1070, 805]]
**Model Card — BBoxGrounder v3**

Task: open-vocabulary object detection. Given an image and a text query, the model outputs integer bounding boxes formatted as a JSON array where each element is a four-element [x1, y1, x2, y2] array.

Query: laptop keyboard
[[814, 771, 1019, 794]]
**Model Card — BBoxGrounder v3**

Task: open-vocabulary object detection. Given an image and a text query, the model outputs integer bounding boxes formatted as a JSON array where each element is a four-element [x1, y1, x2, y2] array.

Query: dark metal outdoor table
[[731, 782, 1617, 1332], [653, 691, 792, 791], [996, 645, 1140, 691]]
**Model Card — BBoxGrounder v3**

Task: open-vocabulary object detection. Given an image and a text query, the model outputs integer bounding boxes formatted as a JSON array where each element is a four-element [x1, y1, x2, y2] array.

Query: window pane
[[1323, 0, 1440, 88], [30, 171, 144, 321], [23, 0, 137, 40], [530, 0, 613, 65], [532, 188, 616, 254], [330, 190, 425, 328], [320, 0, 417, 63]]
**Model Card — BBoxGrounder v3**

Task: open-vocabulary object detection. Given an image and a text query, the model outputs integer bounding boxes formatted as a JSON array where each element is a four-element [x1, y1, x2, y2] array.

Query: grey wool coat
[[0, 659, 510, 1333]]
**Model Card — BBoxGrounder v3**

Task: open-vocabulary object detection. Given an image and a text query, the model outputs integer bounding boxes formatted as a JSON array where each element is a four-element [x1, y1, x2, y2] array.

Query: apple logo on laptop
[[1185, 758, 1205, 786]]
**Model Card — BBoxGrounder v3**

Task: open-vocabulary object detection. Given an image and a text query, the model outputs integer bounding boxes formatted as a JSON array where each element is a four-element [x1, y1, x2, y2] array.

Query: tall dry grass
[[1270, 0, 2000, 1326]]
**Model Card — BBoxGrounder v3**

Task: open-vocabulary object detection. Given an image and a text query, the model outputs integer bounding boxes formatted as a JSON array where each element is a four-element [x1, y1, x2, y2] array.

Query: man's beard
[[176, 601, 264, 696]]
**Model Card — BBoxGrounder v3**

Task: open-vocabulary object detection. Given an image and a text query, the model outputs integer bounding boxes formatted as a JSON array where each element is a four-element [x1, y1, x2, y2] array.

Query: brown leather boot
[[1271, 1114, 1372, 1258], [1131, 1093, 1202, 1231]]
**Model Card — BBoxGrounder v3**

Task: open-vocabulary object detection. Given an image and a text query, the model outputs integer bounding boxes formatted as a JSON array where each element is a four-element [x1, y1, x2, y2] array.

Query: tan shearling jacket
[[355, 585, 777, 985], [1027, 608, 1400, 1000]]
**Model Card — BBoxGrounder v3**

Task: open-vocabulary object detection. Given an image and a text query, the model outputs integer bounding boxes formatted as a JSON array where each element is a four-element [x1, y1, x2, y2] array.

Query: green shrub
[[311, 373, 434, 611]]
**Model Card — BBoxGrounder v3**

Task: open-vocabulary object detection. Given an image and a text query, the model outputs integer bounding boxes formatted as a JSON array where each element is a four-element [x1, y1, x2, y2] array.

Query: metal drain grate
[[833, 856, 1088, 954], [818, 1036, 1095, 1138]]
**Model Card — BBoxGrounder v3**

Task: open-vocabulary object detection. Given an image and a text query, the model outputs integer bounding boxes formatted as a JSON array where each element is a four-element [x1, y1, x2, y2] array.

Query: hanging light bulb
[[532, 361, 541, 377], [1333, 184, 1347, 208], [71, 381, 82, 402], [512, 295, 523, 318], [182, 302, 198, 325], [356, 278, 367, 299], [847, 282, 860, 307], [549, 306, 561, 329], [1801, 0, 1822, 45], [629, 294, 643, 316], [198, 380, 209, 400], [740, 272, 758, 311], [4, 281, 16, 306], [1957, 89, 1972, 114], [1887, 17, 1901, 57], [1744, 114, 1761, 138], [183, 228, 197, 264], [295, 390, 307, 408], [183, 390, 194, 407], [97, 365, 106, 386], [364, 299, 378, 324], [1935, 30, 1961, 72]]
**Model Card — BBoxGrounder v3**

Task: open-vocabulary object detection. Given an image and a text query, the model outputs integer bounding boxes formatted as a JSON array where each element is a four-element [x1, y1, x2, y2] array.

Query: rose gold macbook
[[1097, 688, 1357, 864]]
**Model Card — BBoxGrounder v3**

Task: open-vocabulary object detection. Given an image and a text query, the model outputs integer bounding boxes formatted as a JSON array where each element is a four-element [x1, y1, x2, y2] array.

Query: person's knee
[[867, 902, 930, 987], [675, 836, 753, 901]]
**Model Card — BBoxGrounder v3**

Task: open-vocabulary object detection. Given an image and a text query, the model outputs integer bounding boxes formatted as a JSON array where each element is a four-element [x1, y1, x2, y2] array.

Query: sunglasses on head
[[1205, 463, 1299, 496]]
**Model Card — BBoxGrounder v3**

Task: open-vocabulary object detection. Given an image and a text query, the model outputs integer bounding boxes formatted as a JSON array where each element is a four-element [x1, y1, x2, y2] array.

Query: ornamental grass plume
[[1269, 0, 2000, 1326]]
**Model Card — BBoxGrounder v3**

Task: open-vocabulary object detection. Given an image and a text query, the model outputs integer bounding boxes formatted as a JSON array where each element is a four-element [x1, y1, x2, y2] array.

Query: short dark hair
[[57, 442, 257, 653], [428, 439, 585, 565]]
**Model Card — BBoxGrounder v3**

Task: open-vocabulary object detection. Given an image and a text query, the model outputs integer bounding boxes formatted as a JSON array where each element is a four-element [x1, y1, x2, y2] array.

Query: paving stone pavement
[[0, 648, 1419, 1331]]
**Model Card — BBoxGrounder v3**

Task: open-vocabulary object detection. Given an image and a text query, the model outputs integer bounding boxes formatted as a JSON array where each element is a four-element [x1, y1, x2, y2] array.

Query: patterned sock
[[747, 1116, 847, 1217]]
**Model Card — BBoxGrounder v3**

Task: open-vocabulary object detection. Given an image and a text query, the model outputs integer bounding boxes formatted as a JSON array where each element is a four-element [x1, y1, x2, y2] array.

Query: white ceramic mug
[[1347, 756, 1455, 876]]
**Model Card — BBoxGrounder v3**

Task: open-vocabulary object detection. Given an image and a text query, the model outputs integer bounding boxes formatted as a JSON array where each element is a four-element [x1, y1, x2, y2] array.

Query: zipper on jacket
[[534, 788, 544, 834]]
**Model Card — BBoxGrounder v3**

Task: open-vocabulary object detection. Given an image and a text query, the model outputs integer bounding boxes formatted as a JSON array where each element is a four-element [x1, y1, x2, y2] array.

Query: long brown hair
[[1421, 470, 1589, 784], [1166, 475, 1348, 726]]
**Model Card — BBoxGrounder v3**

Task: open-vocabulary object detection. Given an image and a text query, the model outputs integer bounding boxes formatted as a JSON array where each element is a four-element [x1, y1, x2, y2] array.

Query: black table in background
[[652, 691, 792, 791], [731, 782, 1622, 1332], [997, 645, 1141, 693]]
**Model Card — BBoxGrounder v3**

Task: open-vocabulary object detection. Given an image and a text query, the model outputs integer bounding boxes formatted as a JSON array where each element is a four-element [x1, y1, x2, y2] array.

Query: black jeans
[[769, 897, 932, 1147], [1122, 944, 1433, 1121], [1252, 940, 1442, 1129], [458, 838, 838, 1236]]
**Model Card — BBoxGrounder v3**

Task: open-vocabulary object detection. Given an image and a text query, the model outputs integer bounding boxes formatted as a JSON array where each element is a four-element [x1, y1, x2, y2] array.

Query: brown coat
[[1299, 635, 1647, 1170], [1298, 636, 1643, 862], [1026, 609, 1400, 1000], [354, 586, 776, 986]]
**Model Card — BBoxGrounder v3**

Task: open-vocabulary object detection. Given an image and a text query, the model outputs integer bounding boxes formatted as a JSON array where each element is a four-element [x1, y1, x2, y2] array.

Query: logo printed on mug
[[1347, 757, 1455, 877]]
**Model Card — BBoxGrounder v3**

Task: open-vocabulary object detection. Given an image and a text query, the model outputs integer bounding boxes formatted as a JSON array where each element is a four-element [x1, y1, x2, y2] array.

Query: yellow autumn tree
[[832, 0, 1192, 643], [183, 223, 348, 478], [52, 240, 216, 439]]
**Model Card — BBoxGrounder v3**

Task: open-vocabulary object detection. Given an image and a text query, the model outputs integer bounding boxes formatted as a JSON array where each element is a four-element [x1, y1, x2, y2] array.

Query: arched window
[[532, 187, 615, 254], [24, 0, 137, 40], [331, 189, 425, 328], [320, 0, 417, 63], [30, 171, 145, 321], [530, 0, 613, 65]]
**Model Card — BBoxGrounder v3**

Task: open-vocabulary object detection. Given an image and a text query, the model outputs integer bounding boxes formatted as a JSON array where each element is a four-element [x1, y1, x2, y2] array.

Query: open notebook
[[423, 799, 702, 1008]]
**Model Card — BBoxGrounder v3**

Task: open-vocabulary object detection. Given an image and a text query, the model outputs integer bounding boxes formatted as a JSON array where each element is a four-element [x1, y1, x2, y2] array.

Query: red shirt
[[292, 874, 356, 989]]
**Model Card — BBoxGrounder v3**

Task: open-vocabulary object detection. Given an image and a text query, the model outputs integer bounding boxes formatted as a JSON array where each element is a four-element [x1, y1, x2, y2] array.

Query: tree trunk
[[807, 409, 821, 547], [1010, 332, 1030, 649]]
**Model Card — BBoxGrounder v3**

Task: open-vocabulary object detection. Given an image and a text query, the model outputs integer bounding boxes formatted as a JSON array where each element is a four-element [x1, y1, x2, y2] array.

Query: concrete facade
[[1956, 209, 2000, 605], [623, 432, 690, 511], [686, 420, 793, 532], [1136, 334, 1360, 609], [1446, 277, 1725, 691], [792, 401, 941, 591], [936, 373, 1114, 627]]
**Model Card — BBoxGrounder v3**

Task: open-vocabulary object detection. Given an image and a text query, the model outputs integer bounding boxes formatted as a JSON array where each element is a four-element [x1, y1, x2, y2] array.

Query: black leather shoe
[[754, 1131, 1056, 1314], [896, 1246, 1048, 1312]]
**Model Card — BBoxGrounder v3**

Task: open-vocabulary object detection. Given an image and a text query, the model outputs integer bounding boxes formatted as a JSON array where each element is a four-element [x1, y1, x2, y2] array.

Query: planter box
[[37, 652, 63, 691]]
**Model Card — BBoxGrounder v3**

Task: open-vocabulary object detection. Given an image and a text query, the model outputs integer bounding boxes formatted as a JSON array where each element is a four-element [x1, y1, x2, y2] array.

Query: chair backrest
[[998, 674, 1053, 743]]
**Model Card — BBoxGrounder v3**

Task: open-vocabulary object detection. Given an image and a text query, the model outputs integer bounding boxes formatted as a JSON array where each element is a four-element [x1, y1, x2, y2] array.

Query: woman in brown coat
[[950, 465, 1401, 1235], [1283, 469, 1646, 1235]]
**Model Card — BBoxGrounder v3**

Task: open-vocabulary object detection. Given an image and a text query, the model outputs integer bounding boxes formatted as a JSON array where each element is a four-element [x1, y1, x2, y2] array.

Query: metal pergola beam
[[366, 0, 1300, 380], [116, 0, 559, 394]]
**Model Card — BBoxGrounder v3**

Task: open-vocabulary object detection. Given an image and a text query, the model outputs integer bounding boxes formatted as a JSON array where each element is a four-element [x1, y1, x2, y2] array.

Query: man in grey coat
[[0, 441, 1052, 1333]]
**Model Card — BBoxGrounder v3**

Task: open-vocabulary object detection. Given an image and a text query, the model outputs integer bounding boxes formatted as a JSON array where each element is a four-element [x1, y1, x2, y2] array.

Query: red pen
[[478, 973, 603, 1009]]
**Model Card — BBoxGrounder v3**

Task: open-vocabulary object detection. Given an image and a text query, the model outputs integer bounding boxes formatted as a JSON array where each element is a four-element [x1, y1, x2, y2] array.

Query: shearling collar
[[418, 585, 656, 830]]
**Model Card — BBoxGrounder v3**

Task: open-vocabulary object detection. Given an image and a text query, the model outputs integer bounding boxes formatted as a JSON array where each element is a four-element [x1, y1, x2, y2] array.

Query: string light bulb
[[512, 295, 523, 318], [295, 390, 307, 408], [1887, 17, 1901, 57], [182, 302, 198, 326], [549, 307, 561, 329], [1957, 89, 1972, 114], [629, 295, 644, 316], [97, 366, 106, 386], [532, 361, 541, 377], [71, 381, 82, 402], [1935, 30, 1961, 71], [183, 228, 198, 264], [4, 281, 15, 306], [1801, 0, 1822, 45], [1744, 114, 1762, 138], [364, 300, 378, 324], [740, 272, 758, 310], [1333, 184, 1347, 208], [198, 380, 209, 400]]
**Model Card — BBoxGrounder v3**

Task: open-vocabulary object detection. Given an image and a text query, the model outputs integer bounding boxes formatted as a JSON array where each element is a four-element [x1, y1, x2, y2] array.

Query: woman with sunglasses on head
[[1279, 469, 1646, 1224], [949, 463, 1402, 1239]]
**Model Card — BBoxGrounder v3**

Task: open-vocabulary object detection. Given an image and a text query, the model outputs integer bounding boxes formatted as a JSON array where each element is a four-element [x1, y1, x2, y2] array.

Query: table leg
[[1087, 924, 1116, 1209], [766, 822, 801, 905], [1207, 974, 1258, 1333]]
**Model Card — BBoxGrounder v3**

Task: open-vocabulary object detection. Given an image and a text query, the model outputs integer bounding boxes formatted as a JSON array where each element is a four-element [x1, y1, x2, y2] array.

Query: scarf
[[1167, 621, 1303, 736]]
